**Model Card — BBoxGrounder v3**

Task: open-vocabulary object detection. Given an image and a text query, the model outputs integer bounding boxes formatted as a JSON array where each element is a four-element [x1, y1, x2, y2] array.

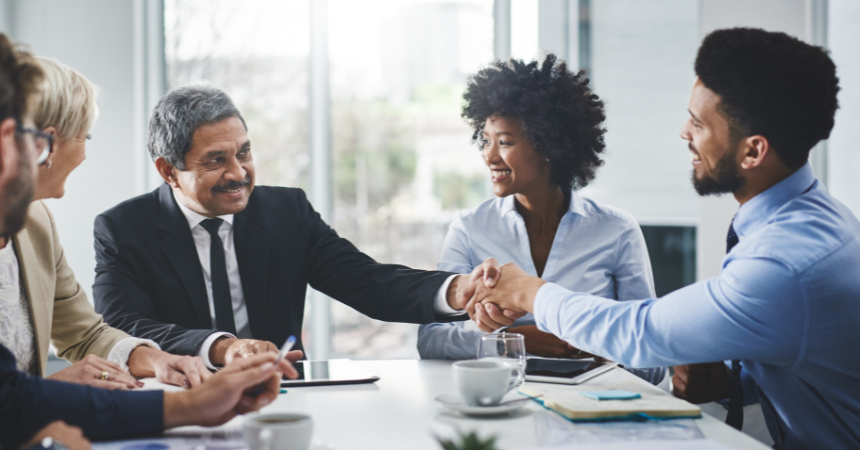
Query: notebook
[[519, 379, 701, 421]]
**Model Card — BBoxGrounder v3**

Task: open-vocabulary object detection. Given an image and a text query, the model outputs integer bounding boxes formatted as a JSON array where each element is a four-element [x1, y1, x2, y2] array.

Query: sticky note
[[579, 390, 641, 400]]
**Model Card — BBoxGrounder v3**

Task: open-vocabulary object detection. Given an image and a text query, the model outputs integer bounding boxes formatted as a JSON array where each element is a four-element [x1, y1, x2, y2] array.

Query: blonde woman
[[0, 57, 210, 389]]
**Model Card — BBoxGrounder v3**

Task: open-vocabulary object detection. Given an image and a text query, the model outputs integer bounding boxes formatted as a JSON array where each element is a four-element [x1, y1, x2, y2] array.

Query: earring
[[47, 161, 52, 169]]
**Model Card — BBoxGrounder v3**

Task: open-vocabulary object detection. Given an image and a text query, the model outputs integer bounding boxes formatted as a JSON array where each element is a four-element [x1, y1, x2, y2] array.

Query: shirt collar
[[500, 191, 589, 219], [733, 162, 816, 237], [172, 189, 235, 230]]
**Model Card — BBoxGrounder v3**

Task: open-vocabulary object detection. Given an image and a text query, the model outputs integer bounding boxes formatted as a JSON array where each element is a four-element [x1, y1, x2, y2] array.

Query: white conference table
[[150, 360, 770, 450]]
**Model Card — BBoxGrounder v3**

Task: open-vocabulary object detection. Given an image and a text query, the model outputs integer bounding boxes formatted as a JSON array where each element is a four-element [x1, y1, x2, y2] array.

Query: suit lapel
[[14, 229, 50, 376], [233, 197, 269, 338], [157, 185, 212, 328]]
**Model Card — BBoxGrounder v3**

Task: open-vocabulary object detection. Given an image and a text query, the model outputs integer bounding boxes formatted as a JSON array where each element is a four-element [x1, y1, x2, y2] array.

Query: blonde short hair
[[32, 56, 99, 140]]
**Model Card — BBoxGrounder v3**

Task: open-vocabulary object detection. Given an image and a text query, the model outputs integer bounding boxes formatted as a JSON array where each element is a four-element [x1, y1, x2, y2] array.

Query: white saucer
[[435, 393, 530, 416]]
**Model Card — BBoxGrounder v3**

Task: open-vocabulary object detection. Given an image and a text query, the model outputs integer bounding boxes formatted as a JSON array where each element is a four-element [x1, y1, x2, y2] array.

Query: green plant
[[436, 431, 498, 450]]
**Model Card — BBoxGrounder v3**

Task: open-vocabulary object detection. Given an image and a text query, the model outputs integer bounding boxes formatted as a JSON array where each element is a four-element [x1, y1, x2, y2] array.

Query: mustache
[[688, 143, 698, 153], [211, 176, 252, 192]]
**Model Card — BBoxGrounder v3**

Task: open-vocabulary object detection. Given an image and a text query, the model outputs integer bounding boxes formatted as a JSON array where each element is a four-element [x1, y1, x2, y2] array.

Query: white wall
[[1, 0, 147, 302], [828, 0, 860, 216], [581, 0, 700, 227]]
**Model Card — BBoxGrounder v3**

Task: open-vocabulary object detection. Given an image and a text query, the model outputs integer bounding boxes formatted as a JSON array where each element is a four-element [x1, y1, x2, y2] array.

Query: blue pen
[[251, 335, 296, 397], [276, 335, 297, 364]]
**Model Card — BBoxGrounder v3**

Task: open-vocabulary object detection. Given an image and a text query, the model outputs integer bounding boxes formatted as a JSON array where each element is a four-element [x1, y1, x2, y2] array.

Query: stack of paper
[[519, 379, 701, 421]]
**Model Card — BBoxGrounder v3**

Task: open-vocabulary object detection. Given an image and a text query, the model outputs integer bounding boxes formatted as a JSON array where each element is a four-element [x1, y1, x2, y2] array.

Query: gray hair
[[148, 84, 247, 170]]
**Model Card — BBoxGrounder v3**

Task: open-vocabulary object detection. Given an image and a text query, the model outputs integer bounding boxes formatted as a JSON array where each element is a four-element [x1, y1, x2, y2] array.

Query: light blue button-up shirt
[[418, 192, 666, 385], [534, 164, 860, 449]]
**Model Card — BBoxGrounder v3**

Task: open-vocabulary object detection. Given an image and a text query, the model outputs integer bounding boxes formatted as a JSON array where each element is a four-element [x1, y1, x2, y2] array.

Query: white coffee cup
[[453, 360, 523, 407], [243, 413, 313, 450]]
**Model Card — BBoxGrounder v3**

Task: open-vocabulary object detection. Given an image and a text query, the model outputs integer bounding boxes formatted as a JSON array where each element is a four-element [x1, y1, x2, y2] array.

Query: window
[[165, 0, 311, 191], [327, 0, 494, 358], [828, 0, 860, 217]]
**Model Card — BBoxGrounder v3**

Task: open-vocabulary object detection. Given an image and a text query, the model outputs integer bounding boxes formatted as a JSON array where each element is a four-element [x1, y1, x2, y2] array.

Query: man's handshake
[[445, 258, 546, 332]]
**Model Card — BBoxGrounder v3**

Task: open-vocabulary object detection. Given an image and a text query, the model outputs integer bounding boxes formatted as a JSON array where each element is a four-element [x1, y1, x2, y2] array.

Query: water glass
[[477, 332, 526, 389]]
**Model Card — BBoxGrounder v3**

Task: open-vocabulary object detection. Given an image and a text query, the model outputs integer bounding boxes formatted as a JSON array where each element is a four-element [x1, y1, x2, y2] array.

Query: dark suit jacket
[[94, 184, 461, 356], [0, 345, 162, 449]]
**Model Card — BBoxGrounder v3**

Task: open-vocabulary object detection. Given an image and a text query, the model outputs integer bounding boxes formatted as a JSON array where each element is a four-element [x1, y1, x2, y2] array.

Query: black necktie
[[725, 221, 743, 430], [200, 218, 237, 335]]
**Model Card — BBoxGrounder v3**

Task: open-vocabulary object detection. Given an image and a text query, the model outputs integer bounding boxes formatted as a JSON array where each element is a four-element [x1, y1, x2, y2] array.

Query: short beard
[[1, 139, 34, 236], [691, 147, 746, 197]]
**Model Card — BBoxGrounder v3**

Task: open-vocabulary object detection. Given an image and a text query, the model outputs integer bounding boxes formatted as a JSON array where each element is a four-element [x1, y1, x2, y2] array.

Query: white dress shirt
[[173, 192, 252, 368], [418, 192, 665, 384]]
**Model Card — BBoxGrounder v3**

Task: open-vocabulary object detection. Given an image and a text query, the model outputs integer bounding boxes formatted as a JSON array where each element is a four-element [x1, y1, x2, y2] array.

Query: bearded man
[[461, 28, 857, 450]]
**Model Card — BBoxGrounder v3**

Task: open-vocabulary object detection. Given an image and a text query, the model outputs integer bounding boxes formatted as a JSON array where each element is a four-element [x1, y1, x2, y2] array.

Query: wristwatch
[[25, 437, 70, 450]]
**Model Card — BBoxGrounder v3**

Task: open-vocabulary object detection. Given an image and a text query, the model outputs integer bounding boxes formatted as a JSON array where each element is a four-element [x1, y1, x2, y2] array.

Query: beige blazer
[[15, 200, 130, 376]]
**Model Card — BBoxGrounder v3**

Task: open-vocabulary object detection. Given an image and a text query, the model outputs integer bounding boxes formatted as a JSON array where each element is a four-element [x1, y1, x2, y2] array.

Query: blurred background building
[[0, 0, 857, 444]]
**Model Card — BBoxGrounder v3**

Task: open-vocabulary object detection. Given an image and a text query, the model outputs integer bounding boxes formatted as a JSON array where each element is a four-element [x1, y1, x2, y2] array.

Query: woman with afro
[[418, 54, 664, 385]]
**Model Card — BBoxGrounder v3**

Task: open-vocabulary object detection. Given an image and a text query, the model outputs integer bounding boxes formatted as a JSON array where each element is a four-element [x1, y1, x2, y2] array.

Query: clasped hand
[[450, 258, 547, 333]]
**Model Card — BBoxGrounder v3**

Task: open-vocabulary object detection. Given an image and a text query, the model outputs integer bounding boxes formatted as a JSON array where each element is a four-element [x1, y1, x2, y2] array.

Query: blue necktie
[[725, 221, 743, 430], [200, 218, 237, 335]]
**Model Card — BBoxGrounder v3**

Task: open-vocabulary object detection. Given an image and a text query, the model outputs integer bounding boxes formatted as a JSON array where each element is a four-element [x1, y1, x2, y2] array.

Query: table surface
[[152, 360, 770, 450]]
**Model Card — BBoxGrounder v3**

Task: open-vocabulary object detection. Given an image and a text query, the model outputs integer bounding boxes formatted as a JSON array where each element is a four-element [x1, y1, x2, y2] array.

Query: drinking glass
[[477, 333, 526, 388]]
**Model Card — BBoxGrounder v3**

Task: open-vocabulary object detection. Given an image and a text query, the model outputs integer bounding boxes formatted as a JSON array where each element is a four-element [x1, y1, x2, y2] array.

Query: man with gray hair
[[93, 85, 489, 369]]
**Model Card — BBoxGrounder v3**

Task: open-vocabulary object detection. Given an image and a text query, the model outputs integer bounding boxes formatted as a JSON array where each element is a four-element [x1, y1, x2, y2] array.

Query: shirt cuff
[[533, 282, 572, 335], [434, 274, 462, 315], [107, 337, 161, 371], [199, 332, 236, 370]]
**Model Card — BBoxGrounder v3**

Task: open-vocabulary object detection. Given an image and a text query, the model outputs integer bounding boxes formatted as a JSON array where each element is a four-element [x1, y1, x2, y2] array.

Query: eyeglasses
[[15, 123, 54, 165]]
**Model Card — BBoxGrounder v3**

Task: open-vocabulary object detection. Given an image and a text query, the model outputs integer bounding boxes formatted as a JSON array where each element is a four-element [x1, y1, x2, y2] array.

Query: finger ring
[[101, 371, 110, 381]]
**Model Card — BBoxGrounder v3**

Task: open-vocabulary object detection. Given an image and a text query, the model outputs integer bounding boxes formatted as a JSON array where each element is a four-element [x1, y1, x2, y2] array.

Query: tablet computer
[[280, 359, 380, 387], [524, 357, 618, 385]]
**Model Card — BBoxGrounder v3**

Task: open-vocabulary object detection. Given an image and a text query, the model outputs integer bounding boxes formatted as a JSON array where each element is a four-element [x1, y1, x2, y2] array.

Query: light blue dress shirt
[[534, 164, 860, 449], [418, 192, 666, 385]]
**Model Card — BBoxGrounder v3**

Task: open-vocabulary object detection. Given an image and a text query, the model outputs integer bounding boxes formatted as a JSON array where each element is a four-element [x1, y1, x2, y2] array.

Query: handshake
[[446, 258, 547, 332]]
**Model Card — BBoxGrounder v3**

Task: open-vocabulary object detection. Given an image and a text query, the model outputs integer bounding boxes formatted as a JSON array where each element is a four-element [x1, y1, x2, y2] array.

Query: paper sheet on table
[[517, 438, 738, 450], [534, 410, 703, 445], [92, 417, 246, 450]]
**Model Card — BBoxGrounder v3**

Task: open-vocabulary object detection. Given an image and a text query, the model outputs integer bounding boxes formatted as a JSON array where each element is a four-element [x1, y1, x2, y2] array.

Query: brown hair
[[0, 33, 44, 125]]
